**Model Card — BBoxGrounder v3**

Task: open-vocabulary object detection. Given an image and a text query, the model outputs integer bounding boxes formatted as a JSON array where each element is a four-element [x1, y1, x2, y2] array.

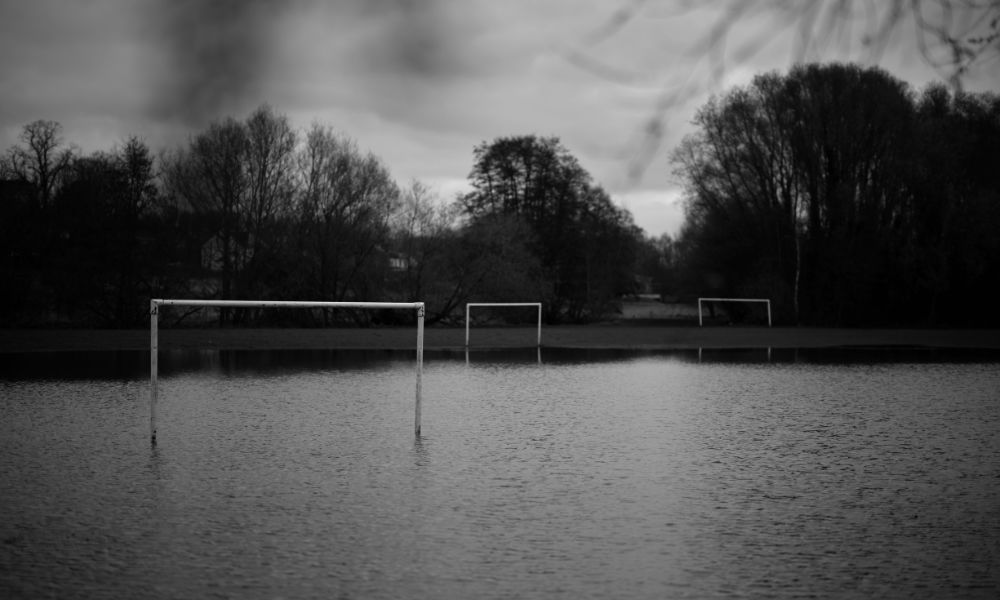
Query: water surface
[[1, 349, 998, 598]]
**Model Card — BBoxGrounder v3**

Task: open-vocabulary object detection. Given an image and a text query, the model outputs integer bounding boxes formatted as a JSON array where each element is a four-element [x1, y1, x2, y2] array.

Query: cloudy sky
[[1, 0, 996, 237]]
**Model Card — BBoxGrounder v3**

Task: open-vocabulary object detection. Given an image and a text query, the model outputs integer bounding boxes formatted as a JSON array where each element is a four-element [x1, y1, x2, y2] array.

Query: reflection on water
[[1, 349, 999, 598], [4, 345, 1000, 381]]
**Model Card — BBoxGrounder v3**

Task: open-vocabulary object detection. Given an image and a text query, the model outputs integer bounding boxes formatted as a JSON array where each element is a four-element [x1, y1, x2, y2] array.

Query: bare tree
[[670, 63, 969, 325], [296, 124, 399, 307], [162, 116, 249, 308], [462, 135, 639, 321], [118, 136, 158, 219], [242, 105, 298, 295], [389, 180, 456, 301], [4, 120, 75, 206], [112, 137, 158, 325]]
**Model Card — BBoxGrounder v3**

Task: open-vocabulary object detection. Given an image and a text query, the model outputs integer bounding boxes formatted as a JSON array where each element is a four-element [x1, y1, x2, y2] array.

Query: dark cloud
[[148, 0, 287, 127], [354, 0, 476, 80], [144, 0, 483, 130]]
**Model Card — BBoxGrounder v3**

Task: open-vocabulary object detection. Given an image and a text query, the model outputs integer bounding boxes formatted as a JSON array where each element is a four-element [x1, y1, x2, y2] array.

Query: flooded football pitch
[[2, 348, 998, 598]]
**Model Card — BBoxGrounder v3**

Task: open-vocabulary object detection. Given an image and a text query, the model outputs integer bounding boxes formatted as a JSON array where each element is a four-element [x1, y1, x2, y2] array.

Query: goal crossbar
[[150, 299, 426, 443], [697, 297, 772, 327], [465, 302, 542, 347]]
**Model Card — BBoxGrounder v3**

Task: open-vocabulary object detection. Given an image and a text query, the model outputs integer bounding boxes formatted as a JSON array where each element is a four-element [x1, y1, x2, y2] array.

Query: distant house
[[387, 251, 414, 272], [200, 234, 224, 272], [200, 232, 253, 273]]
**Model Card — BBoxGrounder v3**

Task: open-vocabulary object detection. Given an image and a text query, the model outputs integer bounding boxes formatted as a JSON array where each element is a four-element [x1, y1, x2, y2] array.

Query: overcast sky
[[1, 0, 996, 237]]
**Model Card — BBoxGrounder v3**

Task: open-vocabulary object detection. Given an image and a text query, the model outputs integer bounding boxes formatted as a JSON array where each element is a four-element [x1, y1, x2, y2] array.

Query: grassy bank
[[1, 324, 999, 353]]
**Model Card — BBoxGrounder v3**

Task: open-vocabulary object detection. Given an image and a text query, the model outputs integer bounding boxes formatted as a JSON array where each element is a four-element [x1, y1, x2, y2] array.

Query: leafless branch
[[562, 0, 1000, 183]]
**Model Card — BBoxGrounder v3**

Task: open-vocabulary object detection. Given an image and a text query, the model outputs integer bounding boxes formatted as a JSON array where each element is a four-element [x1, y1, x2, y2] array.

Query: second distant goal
[[465, 302, 543, 347]]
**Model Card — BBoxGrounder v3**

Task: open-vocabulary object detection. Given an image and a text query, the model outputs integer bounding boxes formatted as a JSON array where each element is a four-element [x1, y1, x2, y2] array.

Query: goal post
[[697, 297, 772, 327], [150, 299, 426, 443], [465, 302, 542, 347]]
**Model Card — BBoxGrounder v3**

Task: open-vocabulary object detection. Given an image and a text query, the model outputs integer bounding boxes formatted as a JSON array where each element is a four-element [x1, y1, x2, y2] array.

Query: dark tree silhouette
[[162, 115, 249, 316], [462, 135, 640, 321], [295, 124, 399, 316], [672, 62, 1000, 326], [2, 120, 75, 207]]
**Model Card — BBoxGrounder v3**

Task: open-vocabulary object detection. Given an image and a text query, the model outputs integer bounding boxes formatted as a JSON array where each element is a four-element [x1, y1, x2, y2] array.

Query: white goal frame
[[150, 299, 426, 443], [465, 302, 542, 347], [698, 297, 772, 327]]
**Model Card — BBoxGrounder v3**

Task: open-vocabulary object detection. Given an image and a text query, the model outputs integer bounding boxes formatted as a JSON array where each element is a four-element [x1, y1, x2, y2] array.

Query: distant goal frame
[[149, 299, 426, 443], [697, 297, 772, 327], [465, 302, 543, 347]]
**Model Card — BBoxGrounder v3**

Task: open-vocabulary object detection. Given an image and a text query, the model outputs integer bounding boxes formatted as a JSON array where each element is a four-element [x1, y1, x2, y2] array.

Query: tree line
[[670, 63, 1000, 326], [0, 108, 645, 327], [2, 63, 997, 329]]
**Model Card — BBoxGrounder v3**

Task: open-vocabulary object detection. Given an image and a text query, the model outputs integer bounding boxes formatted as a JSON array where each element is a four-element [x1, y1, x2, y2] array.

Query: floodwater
[[1, 348, 998, 599]]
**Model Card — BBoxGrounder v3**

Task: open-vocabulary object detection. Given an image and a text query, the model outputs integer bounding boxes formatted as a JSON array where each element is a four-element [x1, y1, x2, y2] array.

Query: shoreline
[[2, 324, 999, 353]]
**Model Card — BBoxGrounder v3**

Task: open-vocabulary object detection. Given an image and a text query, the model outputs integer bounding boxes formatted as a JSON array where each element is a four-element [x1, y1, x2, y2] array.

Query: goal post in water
[[465, 302, 542, 347], [149, 299, 426, 443], [697, 297, 772, 327]]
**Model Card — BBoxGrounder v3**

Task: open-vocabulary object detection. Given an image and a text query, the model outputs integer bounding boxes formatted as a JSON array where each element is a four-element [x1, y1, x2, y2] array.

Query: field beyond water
[[1, 324, 999, 353]]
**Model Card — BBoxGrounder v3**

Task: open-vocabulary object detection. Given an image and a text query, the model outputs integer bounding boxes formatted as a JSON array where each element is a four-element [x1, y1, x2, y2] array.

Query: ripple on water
[[1, 355, 998, 599]]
